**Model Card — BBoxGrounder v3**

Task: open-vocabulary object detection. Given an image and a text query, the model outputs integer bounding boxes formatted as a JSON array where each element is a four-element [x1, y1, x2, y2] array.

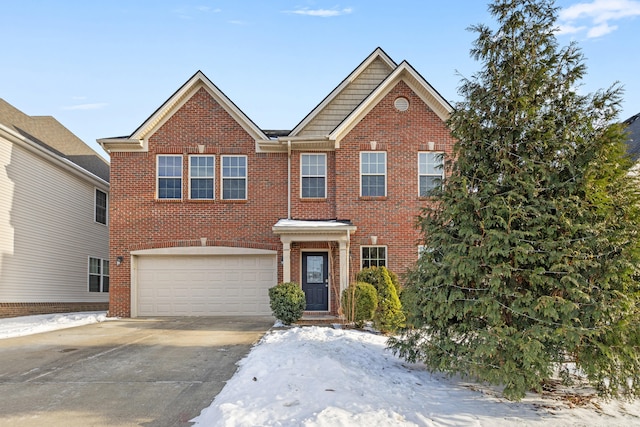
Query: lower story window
[[89, 257, 109, 292], [361, 246, 386, 268]]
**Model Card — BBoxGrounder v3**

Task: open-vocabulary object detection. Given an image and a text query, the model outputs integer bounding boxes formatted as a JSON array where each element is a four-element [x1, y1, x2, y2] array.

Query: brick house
[[99, 48, 454, 318]]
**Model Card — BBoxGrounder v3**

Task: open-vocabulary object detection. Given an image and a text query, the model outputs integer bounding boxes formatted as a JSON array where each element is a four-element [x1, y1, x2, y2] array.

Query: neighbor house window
[[89, 257, 109, 292], [361, 246, 387, 268], [360, 152, 386, 197], [301, 153, 326, 198], [418, 152, 444, 196], [221, 155, 247, 200], [157, 155, 183, 199], [95, 188, 107, 225], [189, 155, 215, 199]]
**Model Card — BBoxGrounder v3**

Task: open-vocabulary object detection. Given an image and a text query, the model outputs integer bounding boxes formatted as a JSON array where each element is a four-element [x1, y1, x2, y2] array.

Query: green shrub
[[356, 266, 401, 295], [341, 282, 378, 327], [268, 282, 305, 325], [356, 266, 405, 333]]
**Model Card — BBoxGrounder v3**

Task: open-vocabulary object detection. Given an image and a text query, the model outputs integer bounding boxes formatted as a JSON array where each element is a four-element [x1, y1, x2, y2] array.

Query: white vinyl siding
[[0, 137, 109, 303]]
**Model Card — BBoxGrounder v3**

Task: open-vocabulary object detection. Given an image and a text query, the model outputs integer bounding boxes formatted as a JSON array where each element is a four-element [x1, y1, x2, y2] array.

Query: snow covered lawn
[[192, 326, 640, 427], [0, 311, 108, 339]]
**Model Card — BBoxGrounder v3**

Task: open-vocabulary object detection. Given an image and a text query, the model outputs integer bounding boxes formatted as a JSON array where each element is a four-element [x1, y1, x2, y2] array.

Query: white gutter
[[287, 140, 292, 219]]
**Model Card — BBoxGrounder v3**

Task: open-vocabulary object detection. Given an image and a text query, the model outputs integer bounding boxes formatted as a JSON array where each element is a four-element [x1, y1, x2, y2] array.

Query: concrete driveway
[[0, 316, 273, 426]]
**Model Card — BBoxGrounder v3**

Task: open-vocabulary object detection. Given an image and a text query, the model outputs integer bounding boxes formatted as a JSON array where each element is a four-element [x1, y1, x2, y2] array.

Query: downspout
[[346, 228, 351, 286], [287, 140, 292, 219]]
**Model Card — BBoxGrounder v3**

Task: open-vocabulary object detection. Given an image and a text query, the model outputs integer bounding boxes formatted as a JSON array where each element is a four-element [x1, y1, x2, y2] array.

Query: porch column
[[339, 240, 349, 293], [282, 241, 291, 283]]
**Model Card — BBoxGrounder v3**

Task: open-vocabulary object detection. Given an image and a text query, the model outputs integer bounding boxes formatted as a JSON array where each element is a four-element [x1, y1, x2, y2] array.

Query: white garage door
[[136, 254, 276, 316]]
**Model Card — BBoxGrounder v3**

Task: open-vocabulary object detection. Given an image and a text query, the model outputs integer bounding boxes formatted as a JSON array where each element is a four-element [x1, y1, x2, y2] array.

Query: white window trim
[[360, 245, 388, 268], [300, 153, 327, 199], [88, 257, 109, 293], [221, 155, 248, 200], [156, 155, 183, 200], [94, 188, 108, 226], [189, 155, 215, 200], [360, 151, 387, 197], [418, 152, 444, 197]]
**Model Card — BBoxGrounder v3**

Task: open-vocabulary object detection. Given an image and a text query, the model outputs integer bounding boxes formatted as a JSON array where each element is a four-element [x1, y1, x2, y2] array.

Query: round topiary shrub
[[268, 282, 305, 325], [341, 281, 378, 328]]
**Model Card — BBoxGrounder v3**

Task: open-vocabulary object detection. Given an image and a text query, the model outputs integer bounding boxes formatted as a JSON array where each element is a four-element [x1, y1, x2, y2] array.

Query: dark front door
[[302, 252, 329, 311]]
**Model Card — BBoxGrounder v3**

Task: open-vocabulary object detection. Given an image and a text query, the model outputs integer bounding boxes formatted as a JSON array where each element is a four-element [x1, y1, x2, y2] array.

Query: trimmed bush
[[268, 282, 305, 325], [341, 281, 378, 328], [356, 266, 405, 333], [356, 266, 401, 295]]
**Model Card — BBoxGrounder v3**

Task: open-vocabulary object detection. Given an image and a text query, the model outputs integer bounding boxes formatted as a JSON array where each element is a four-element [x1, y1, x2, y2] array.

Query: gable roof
[[289, 47, 397, 138], [0, 99, 110, 182], [99, 71, 268, 152], [260, 47, 453, 151], [329, 60, 453, 147], [625, 113, 640, 160]]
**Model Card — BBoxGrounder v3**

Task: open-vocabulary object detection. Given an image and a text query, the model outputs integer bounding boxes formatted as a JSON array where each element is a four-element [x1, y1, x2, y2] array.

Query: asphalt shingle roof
[[0, 99, 109, 182]]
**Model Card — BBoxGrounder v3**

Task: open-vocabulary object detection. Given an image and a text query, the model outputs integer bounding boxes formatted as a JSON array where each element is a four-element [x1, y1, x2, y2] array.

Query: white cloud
[[587, 22, 618, 37], [558, 0, 640, 38], [285, 7, 353, 17], [62, 103, 107, 111], [556, 23, 587, 34]]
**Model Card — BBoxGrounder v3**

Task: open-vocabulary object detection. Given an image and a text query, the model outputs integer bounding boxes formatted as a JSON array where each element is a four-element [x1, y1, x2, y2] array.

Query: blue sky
[[1, 0, 638, 160]]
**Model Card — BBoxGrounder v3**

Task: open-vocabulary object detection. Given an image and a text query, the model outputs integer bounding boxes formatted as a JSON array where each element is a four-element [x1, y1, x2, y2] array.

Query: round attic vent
[[394, 97, 409, 111]]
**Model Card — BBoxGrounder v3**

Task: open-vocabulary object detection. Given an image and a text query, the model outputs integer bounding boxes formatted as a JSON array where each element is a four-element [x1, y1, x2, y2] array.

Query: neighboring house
[[625, 112, 640, 161], [99, 48, 455, 318], [0, 99, 110, 318]]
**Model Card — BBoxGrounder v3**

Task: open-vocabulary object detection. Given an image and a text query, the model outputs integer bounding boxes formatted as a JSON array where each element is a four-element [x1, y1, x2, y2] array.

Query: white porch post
[[282, 240, 291, 283], [339, 239, 349, 294]]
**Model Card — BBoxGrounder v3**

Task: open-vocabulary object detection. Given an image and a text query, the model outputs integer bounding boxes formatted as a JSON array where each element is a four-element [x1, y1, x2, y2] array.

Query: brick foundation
[[0, 302, 109, 319]]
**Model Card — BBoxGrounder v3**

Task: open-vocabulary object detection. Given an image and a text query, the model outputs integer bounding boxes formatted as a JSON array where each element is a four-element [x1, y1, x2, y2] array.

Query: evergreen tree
[[389, 0, 640, 400]]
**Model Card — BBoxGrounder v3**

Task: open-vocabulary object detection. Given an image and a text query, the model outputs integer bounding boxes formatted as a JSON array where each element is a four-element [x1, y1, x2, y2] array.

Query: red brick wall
[[335, 81, 455, 283], [0, 302, 108, 319], [109, 87, 288, 317]]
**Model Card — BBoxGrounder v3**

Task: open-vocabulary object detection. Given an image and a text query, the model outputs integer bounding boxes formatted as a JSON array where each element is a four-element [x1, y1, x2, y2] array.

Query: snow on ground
[[3, 313, 640, 425], [192, 326, 640, 427], [0, 311, 109, 339]]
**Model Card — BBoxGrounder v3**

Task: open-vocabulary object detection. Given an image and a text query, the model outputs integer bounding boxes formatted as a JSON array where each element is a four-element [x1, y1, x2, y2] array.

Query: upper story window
[[222, 155, 247, 200], [95, 188, 107, 225], [189, 155, 215, 200], [89, 257, 109, 292], [157, 155, 183, 199], [418, 152, 444, 197], [301, 153, 326, 198], [361, 246, 387, 269], [360, 152, 386, 197]]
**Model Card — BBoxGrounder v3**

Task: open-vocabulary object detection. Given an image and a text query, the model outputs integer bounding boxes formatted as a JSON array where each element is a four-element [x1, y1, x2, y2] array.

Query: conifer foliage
[[389, 0, 640, 400]]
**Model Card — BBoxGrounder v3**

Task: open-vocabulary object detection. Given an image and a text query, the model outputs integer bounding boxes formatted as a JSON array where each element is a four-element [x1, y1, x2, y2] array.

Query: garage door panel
[[136, 254, 276, 316]]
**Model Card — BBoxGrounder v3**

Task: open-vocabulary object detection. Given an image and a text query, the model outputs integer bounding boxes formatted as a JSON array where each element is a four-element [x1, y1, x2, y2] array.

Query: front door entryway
[[302, 252, 329, 311]]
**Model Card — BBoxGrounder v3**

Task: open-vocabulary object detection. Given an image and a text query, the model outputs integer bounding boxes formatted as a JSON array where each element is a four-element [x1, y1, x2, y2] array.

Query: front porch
[[272, 219, 357, 315]]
